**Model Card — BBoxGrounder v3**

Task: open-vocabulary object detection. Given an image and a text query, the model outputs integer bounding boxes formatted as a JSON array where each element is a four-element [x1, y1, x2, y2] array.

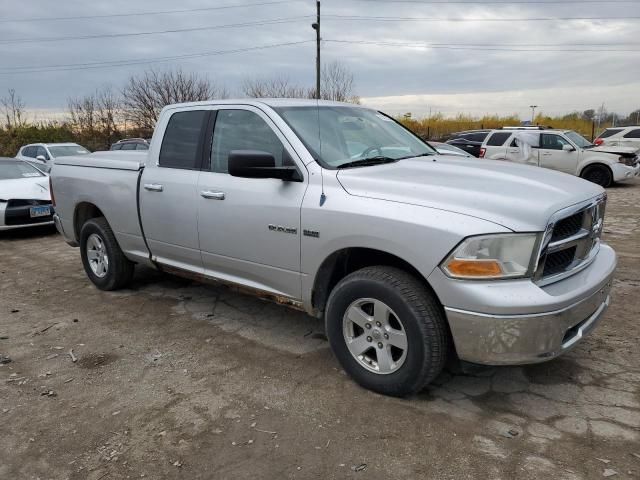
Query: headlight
[[442, 233, 540, 280]]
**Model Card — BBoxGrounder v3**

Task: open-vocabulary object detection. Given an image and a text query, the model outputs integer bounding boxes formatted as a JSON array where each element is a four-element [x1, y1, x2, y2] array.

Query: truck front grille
[[535, 195, 606, 284]]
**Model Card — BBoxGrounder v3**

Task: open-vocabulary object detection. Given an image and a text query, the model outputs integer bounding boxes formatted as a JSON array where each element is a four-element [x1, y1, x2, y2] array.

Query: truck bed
[[54, 151, 146, 171]]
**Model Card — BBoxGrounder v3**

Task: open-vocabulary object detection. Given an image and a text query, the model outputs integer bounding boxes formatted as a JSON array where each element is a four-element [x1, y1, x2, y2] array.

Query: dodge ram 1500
[[50, 99, 617, 396]]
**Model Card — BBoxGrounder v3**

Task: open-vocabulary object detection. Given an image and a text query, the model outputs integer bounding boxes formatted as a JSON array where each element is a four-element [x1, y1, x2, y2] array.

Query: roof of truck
[[162, 98, 366, 110]]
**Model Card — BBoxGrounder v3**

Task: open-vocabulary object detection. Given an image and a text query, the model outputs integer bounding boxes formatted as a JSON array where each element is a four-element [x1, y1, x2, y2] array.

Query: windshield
[[48, 145, 90, 157], [0, 161, 45, 180], [274, 106, 436, 168], [565, 131, 593, 148]]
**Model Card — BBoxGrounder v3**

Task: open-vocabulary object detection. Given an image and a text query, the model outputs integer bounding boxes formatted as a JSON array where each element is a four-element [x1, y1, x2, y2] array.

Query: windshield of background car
[[565, 131, 593, 148], [48, 145, 90, 157], [274, 106, 436, 168], [0, 161, 45, 180]]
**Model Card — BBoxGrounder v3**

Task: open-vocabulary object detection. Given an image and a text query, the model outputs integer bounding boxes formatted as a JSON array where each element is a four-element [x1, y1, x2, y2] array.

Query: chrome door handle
[[542, 153, 552, 156], [201, 190, 225, 200], [144, 183, 164, 192]]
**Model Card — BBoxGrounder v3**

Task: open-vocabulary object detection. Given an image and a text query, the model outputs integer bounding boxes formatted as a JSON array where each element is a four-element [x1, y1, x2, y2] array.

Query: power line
[[352, 0, 640, 3], [0, 40, 315, 75], [0, 0, 296, 23], [324, 14, 639, 21], [0, 16, 313, 45], [324, 39, 640, 52]]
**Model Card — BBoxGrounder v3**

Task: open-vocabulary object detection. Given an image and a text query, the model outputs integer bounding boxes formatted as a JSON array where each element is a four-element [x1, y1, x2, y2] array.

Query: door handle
[[542, 153, 552, 156], [201, 190, 225, 200], [144, 183, 164, 192]]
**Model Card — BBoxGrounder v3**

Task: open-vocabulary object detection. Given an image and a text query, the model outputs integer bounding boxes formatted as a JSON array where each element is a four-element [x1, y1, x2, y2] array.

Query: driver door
[[539, 133, 578, 175]]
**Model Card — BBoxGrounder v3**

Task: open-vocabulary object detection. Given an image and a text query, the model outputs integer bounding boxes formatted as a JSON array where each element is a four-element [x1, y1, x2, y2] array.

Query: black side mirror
[[228, 150, 301, 181]]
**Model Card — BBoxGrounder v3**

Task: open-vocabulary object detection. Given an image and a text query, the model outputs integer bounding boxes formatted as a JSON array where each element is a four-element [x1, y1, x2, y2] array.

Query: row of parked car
[[445, 126, 640, 187]]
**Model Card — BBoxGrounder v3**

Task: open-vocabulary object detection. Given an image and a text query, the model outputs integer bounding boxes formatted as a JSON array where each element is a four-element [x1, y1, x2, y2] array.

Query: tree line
[[0, 61, 358, 156]]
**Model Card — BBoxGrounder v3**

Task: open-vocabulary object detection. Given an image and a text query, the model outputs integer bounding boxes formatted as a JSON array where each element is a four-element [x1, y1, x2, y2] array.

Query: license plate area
[[30, 206, 51, 218]]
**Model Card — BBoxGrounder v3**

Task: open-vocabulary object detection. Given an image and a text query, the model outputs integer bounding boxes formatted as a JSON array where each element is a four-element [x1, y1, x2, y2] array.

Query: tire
[[325, 266, 449, 397], [80, 217, 134, 290], [581, 164, 613, 188]]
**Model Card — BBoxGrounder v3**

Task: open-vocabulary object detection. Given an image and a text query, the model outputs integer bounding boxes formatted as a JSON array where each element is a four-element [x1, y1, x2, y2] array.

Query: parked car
[[110, 138, 150, 151], [594, 126, 640, 149], [429, 141, 473, 157], [479, 128, 639, 187], [16, 143, 90, 173], [444, 130, 491, 157], [0, 158, 53, 230], [51, 99, 616, 397]]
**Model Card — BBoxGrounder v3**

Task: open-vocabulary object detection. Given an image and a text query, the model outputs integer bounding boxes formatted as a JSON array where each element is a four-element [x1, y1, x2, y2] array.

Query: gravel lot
[[1, 179, 639, 480]]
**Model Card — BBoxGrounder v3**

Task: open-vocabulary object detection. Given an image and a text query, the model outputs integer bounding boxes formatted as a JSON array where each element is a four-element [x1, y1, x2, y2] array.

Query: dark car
[[445, 130, 491, 157], [110, 138, 150, 151]]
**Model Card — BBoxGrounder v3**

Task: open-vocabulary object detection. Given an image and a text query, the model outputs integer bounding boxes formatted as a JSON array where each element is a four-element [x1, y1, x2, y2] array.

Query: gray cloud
[[0, 0, 638, 119]]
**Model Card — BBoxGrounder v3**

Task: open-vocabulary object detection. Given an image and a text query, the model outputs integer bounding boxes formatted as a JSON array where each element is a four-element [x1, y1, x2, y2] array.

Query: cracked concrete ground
[[1, 179, 639, 479]]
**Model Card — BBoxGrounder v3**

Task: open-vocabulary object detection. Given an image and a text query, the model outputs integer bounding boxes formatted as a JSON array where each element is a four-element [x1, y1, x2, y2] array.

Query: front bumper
[[429, 243, 617, 365], [611, 162, 640, 182]]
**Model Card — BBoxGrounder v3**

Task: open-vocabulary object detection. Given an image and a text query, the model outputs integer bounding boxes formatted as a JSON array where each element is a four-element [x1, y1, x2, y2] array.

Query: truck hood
[[336, 155, 604, 231], [0, 177, 50, 201], [589, 145, 639, 156]]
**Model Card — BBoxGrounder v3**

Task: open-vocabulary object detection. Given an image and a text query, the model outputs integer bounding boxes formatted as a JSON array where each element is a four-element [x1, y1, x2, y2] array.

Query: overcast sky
[[0, 0, 639, 120]]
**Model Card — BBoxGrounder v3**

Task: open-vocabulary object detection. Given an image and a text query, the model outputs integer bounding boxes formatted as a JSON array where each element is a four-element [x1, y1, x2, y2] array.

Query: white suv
[[479, 128, 639, 187], [594, 126, 640, 149], [16, 143, 90, 173]]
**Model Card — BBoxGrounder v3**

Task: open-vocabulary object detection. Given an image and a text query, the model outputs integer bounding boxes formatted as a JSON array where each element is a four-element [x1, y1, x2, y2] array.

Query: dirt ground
[[1, 179, 639, 480]]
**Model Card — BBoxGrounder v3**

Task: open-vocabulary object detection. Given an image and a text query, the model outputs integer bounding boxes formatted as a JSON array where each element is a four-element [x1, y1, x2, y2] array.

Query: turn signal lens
[[446, 259, 503, 277]]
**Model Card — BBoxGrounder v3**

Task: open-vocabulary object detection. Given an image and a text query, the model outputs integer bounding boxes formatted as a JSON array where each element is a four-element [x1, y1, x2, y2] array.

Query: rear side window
[[623, 129, 640, 138], [159, 110, 207, 169], [486, 132, 511, 146], [598, 129, 622, 139], [111, 144, 122, 151], [121, 143, 137, 150]]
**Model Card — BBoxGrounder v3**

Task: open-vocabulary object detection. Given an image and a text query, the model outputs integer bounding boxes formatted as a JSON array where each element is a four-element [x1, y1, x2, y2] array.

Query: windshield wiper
[[397, 152, 435, 160], [337, 156, 399, 169]]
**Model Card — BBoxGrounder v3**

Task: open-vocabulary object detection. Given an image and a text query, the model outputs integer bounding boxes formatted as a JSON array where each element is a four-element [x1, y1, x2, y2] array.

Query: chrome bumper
[[435, 243, 617, 365]]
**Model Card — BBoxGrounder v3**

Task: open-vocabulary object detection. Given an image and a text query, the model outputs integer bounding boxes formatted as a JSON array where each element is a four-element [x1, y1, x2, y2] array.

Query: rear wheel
[[325, 266, 449, 397], [581, 164, 612, 187], [80, 217, 134, 290]]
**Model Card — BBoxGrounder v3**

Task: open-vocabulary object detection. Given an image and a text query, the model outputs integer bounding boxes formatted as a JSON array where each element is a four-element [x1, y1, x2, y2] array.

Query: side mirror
[[562, 144, 575, 152], [36, 155, 47, 162], [228, 150, 301, 181]]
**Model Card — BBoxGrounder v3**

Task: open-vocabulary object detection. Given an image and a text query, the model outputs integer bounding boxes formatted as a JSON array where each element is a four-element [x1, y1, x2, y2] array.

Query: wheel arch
[[311, 247, 442, 315], [73, 202, 105, 243], [579, 162, 614, 185]]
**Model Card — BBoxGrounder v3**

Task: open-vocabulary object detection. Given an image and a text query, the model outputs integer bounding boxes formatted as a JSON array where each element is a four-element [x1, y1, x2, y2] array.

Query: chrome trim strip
[[547, 229, 590, 252]]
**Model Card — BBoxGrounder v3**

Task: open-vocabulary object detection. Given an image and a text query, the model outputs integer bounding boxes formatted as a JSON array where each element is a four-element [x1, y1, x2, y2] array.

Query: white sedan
[[0, 158, 53, 231]]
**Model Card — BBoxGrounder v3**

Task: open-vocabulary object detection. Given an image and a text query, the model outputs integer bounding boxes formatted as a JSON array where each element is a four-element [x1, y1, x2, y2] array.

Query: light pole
[[311, 1, 321, 100], [529, 105, 538, 124]]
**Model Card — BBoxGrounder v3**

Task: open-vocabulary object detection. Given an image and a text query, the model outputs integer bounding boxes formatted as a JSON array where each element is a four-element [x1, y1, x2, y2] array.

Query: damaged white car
[[0, 158, 53, 231]]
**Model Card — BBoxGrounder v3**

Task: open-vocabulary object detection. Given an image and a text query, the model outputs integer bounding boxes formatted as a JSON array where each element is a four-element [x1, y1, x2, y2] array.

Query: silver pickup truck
[[50, 99, 617, 397]]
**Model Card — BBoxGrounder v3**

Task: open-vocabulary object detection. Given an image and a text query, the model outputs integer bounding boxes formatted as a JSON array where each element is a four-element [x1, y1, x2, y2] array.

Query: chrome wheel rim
[[342, 298, 408, 375], [86, 233, 109, 278]]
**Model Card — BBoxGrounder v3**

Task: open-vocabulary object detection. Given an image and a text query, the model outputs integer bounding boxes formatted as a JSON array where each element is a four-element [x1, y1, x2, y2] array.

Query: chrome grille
[[534, 194, 606, 284]]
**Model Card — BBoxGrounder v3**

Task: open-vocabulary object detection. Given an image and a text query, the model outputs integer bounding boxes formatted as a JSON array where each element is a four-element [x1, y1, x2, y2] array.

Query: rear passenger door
[[139, 109, 208, 273], [197, 106, 307, 299]]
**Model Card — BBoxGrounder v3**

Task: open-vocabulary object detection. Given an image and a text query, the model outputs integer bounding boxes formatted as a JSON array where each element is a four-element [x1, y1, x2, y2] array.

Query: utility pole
[[312, 1, 321, 100], [529, 105, 538, 124]]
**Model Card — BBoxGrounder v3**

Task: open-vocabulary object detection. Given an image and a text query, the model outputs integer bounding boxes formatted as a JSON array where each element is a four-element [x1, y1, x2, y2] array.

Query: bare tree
[[320, 61, 359, 103], [1, 88, 26, 128], [122, 68, 228, 131], [68, 86, 122, 149], [242, 76, 309, 99]]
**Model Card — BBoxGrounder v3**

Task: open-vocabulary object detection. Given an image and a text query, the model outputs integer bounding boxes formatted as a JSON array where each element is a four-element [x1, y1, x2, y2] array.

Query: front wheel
[[581, 165, 613, 187], [80, 217, 134, 290], [325, 266, 450, 397]]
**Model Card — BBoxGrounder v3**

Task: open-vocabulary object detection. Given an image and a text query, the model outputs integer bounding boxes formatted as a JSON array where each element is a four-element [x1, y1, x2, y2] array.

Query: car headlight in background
[[442, 233, 540, 280]]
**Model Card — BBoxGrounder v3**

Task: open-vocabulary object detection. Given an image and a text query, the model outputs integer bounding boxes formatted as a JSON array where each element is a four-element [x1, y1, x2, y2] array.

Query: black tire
[[325, 266, 449, 397], [80, 217, 134, 291], [581, 164, 613, 188]]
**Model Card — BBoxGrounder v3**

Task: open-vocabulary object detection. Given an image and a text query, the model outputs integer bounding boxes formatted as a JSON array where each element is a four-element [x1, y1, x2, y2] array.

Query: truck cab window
[[211, 109, 291, 174], [159, 110, 207, 169]]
